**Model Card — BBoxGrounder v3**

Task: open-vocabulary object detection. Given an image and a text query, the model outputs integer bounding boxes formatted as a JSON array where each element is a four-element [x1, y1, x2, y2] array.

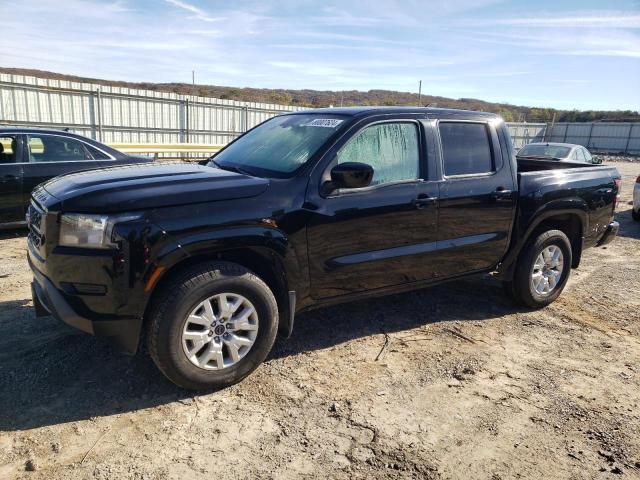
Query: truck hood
[[40, 162, 269, 213]]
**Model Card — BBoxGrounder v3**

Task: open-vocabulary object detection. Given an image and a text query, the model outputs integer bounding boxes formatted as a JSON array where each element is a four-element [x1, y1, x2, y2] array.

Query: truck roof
[[289, 106, 500, 119]]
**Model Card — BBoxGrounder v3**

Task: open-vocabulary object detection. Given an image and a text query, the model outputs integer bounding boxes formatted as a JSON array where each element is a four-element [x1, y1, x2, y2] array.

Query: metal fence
[[0, 73, 303, 153], [506, 123, 547, 149], [505, 122, 640, 155], [1, 73, 638, 157], [544, 122, 640, 155]]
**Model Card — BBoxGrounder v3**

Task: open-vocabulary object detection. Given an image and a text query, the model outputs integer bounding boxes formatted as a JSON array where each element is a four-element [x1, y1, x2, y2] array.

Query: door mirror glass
[[330, 162, 374, 189]]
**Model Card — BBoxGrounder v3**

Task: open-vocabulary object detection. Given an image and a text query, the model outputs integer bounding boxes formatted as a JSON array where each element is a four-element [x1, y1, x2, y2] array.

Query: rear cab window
[[438, 122, 494, 176]]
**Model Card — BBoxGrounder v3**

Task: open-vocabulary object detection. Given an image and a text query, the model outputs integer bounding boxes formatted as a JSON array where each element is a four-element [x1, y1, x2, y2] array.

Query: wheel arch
[[496, 208, 586, 279], [530, 212, 583, 265], [143, 232, 300, 338]]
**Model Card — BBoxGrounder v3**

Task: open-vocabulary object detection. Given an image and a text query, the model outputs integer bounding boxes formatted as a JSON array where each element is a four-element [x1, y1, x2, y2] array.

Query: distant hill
[[2, 67, 638, 123]]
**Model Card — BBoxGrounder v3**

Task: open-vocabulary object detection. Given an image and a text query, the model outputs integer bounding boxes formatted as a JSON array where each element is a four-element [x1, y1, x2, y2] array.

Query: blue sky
[[1, 0, 639, 110]]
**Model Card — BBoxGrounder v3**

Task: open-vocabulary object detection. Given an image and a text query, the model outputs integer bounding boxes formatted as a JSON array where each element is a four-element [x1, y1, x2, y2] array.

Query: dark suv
[[27, 107, 620, 390], [0, 128, 152, 226]]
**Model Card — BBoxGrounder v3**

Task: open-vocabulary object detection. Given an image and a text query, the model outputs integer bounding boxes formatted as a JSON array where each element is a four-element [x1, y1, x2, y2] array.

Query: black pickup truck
[[27, 107, 620, 390]]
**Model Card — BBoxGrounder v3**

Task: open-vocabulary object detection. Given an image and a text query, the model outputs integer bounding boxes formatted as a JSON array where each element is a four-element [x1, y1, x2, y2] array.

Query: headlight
[[59, 213, 142, 248]]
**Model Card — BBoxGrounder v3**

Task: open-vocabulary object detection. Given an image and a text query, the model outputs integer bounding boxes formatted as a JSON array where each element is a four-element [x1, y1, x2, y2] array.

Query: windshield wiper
[[210, 160, 254, 176]]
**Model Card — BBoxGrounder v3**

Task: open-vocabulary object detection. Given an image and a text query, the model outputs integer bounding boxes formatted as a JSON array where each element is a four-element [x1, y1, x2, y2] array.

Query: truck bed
[[514, 158, 620, 249]]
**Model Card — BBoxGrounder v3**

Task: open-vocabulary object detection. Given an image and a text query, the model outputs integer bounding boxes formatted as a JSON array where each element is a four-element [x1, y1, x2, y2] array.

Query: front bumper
[[596, 220, 620, 247], [31, 262, 143, 354]]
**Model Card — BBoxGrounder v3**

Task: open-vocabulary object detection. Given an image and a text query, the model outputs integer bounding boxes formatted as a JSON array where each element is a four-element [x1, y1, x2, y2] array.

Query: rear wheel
[[147, 261, 278, 390], [503, 230, 572, 308]]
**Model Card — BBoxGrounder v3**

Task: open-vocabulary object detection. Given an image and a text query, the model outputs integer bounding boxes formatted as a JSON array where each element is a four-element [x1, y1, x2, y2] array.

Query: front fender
[[177, 225, 289, 258], [142, 224, 309, 335]]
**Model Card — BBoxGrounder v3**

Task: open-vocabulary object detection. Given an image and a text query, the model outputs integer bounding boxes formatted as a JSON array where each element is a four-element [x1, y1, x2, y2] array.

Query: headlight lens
[[59, 213, 141, 248]]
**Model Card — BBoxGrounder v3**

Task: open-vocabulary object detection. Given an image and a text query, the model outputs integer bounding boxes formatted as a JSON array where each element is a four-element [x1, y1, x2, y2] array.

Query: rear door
[[0, 134, 24, 224], [434, 120, 516, 277], [21, 133, 104, 200]]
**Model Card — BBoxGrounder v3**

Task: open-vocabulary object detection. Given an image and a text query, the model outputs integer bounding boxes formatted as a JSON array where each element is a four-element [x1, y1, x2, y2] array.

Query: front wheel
[[504, 229, 572, 308], [147, 261, 279, 390]]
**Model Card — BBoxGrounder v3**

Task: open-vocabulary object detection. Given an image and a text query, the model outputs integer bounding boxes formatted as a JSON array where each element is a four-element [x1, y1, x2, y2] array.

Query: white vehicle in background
[[517, 142, 602, 164], [633, 174, 640, 221]]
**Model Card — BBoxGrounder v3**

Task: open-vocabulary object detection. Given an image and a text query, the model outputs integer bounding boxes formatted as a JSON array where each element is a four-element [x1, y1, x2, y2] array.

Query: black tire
[[504, 229, 572, 309], [147, 261, 278, 390], [633, 208, 640, 221]]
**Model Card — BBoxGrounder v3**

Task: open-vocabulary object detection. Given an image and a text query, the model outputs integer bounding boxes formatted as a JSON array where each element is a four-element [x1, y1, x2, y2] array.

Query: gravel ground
[[0, 162, 639, 480]]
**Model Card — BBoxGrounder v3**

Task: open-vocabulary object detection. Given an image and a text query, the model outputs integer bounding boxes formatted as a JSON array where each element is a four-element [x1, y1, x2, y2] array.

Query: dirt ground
[[1, 162, 639, 480]]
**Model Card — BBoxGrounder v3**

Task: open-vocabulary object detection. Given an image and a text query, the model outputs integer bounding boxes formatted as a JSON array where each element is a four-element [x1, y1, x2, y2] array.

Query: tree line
[[3, 68, 638, 123]]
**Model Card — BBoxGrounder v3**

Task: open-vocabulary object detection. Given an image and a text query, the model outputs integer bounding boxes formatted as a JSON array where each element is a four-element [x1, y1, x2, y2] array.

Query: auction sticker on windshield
[[302, 119, 344, 128]]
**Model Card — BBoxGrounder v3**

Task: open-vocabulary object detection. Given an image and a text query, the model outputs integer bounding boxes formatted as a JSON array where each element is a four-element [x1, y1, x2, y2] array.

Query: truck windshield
[[209, 114, 348, 177], [518, 144, 571, 159]]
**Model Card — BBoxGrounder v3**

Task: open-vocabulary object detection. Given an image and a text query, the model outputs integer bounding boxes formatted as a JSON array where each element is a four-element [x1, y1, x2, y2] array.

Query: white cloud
[[491, 14, 640, 29], [164, 0, 223, 23], [473, 30, 640, 59]]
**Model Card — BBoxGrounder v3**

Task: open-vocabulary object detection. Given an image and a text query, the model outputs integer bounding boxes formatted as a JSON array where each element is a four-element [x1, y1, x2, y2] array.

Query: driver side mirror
[[323, 162, 374, 194]]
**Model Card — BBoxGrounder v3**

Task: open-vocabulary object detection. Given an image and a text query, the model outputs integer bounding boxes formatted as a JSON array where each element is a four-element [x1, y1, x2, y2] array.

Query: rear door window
[[439, 122, 493, 176], [575, 148, 587, 162], [27, 135, 92, 162]]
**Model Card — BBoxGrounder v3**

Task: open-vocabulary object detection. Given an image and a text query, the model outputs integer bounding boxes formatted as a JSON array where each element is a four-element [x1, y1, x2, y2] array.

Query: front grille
[[27, 200, 46, 253], [32, 185, 49, 205]]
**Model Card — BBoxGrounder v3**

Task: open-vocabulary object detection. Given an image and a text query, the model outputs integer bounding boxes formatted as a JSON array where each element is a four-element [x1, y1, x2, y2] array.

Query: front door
[[0, 135, 24, 224], [306, 120, 439, 299], [21, 133, 104, 201], [435, 121, 516, 277]]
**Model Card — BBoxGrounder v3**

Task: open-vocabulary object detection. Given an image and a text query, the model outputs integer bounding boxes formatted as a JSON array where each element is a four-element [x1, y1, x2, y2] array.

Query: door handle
[[491, 188, 513, 200], [412, 195, 438, 209]]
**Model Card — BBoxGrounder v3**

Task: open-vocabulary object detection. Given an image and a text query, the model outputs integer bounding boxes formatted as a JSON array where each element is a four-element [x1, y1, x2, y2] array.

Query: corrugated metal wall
[[545, 122, 640, 154], [506, 122, 640, 154], [506, 123, 547, 149], [0, 73, 304, 145], [1, 73, 638, 155]]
